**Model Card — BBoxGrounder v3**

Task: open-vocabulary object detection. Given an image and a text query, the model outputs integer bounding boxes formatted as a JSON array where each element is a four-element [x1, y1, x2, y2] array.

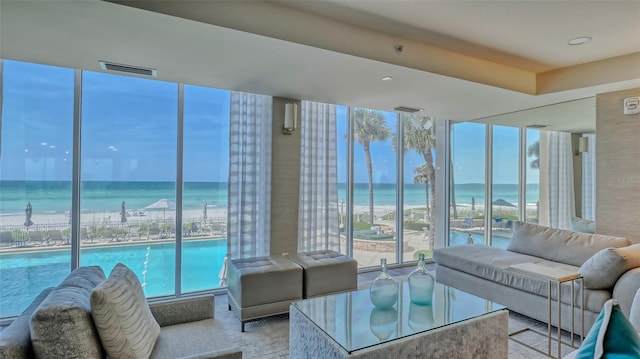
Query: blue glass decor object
[[408, 253, 435, 305], [370, 258, 399, 308]]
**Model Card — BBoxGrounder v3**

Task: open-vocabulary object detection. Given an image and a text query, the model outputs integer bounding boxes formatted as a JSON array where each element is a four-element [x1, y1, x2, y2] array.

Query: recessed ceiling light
[[568, 36, 592, 46], [382, 76, 393, 81]]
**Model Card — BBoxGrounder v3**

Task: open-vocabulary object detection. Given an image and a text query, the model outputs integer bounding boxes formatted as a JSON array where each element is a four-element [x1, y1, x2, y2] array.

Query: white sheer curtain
[[581, 134, 596, 220], [227, 92, 272, 259], [297, 101, 340, 252], [547, 131, 575, 229]]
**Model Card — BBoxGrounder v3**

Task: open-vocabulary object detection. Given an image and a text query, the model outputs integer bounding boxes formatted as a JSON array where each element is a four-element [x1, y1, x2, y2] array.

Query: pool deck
[[0, 235, 227, 254]]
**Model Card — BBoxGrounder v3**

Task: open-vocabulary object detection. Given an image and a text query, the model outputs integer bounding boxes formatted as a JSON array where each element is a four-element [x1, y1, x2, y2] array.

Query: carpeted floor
[[216, 266, 582, 358]]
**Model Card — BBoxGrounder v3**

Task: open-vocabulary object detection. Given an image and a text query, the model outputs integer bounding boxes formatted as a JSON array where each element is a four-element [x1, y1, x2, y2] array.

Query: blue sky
[[1, 60, 537, 184]]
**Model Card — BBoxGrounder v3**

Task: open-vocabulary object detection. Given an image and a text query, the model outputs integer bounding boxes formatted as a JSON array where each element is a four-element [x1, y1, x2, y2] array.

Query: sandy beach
[[1, 202, 523, 268], [0, 207, 226, 227]]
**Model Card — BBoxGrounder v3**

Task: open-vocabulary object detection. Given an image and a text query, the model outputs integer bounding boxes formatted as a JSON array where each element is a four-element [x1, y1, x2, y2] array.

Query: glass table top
[[291, 280, 505, 354]]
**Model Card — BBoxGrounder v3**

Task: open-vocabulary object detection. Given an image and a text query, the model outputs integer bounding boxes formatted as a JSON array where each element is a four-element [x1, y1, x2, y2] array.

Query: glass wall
[[525, 129, 540, 223], [336, 106, 349, 254], [336, 109, 443, 268], [449, 122, 486, 246], [181, 85, 230, 293], [351, 108, 397, 267], [0, 60, 75, 317], [0, 60, 235, 318], [80, 71, 179, 296], [491, 126, 519, 248], [402, 114, 436, 262]]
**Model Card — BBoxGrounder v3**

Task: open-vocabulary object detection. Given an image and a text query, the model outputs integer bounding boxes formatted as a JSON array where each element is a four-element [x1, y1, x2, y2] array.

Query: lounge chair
[[29, 231, 48, 246], [461, 217, 473, 228], [0, 231, 14, 247], [104, 228, 127, 242], [147, 223, 162, 240], [190, 222, 202, 236], [127, 225, 141, 241], [80, 227, 93, 243], [48, 230, 68, 244]]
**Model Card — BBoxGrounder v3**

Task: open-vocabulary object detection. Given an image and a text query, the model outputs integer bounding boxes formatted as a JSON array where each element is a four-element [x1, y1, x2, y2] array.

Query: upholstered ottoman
[[286, 250, 357, 298], [227, 255, 302, 331]]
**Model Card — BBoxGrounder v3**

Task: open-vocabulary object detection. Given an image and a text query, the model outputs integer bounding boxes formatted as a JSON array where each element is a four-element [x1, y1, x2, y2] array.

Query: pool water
[[0, 239, 227, 318], [449, 230, 510, 248]]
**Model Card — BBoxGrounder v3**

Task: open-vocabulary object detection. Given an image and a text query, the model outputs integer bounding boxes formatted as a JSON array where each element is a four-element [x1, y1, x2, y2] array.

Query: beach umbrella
[[492, 198, 516, 215], [120, 201, 127, 224], [202, 200, 208, 224], [143, 199, 176, 222], [24, 202, 33, 227]]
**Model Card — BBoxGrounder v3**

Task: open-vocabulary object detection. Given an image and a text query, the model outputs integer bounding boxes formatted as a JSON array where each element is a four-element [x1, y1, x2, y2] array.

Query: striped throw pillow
[[91, 263, 160, 358]]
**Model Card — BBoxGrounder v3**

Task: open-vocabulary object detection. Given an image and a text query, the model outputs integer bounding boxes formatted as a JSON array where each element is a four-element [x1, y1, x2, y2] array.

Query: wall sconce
[[283, 103, 297, 135], [578, 136, 589, 155]]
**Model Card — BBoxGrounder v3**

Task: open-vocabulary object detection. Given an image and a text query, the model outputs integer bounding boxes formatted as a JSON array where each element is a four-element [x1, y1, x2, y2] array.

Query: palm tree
[[354, 108, 390, 225], [527, 140, 540, 169], [394, 114, 437, 248], [413, 164, 430, 216]]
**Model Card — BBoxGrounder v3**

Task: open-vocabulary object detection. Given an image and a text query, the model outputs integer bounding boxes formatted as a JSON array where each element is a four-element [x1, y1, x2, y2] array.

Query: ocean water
[[0, 180, 538, 215], [0, 181, 228, 216]]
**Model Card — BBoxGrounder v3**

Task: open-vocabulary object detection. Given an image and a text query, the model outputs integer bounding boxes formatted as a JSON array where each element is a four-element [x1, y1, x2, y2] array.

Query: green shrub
[[404, 221, 428, 231], [413, 250, 433, 260]]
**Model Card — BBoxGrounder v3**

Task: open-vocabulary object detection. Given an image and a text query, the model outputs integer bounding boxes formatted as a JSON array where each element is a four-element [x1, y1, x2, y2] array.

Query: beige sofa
[[0, 266, 242, 359], [434, 221, 640, 335]]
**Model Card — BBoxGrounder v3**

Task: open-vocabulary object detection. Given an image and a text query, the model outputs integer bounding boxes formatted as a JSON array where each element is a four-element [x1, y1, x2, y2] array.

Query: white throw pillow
[[630, 288, 640, 332], [91, 263, 161, 359], [578, 244, 640, 289]]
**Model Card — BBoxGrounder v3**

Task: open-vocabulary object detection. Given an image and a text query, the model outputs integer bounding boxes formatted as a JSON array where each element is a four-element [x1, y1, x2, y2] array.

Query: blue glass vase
[[369, 258, 399, 308], [408, 253, 435, 305]]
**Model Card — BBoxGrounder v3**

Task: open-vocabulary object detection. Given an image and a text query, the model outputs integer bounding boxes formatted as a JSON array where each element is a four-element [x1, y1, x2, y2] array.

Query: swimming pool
[[0, 239, 227, 318], [449, 230, 510, 248]]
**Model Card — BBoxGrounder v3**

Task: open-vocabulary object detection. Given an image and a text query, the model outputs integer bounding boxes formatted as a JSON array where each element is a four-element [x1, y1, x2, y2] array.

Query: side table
[[507, 262, 584, 359]]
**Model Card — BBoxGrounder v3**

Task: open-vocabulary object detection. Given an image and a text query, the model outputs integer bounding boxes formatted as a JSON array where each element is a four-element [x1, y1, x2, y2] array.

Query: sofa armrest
[[0, 288, 53, 359], [613, 267, 640, 317], [178, 347, 243, 359], [150, 295, 215, 327]]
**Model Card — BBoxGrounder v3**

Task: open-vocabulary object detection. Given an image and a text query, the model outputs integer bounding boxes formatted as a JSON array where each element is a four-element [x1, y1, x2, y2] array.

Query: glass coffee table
[[290, 281, 508, 359]]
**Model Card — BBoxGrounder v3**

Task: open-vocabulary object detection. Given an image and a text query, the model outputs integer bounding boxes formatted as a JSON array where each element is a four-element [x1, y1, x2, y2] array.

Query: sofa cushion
[[630, 289, 640, 332], [507, 221, 630, 267], [571, 217, 596, 234], [91, 263, 161, 359], [150, 319, 241, 359], [30, 266, 106, 359], [579, 244, 640, 289], [575, 299, 640, 358], [0, 287, 52, 359], [434, 245, 610, 312]]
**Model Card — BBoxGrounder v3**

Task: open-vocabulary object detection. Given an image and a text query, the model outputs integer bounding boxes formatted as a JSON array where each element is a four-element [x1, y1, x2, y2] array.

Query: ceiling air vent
[[394, 106, 423, 113], [99, 61, 157, 77], [526, 124, 548, 129]]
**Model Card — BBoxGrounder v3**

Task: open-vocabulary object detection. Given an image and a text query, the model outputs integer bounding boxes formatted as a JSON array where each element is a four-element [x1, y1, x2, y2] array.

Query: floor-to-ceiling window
[[336, 106, 349, 254], [491, 126, 519, 248], [351, 108, 398, 267], [449, 122, 486, 246], [401, 114, 437, 262], [336, 107, 442, 268], [0, 60, 75, 317], [0, 60, 234, 319], [80, 71, 179, 296], [525, 129, 540, 223], [181, 85, 230, 293]]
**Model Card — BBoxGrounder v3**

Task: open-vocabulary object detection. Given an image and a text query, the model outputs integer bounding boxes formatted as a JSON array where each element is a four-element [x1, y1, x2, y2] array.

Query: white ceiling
[[278, 0, 640, 72], [1, 0, 639, 132]]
